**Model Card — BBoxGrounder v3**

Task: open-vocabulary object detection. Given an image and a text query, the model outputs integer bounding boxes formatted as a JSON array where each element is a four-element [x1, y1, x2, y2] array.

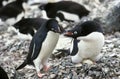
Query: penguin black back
[[0, 66, 9, 79]]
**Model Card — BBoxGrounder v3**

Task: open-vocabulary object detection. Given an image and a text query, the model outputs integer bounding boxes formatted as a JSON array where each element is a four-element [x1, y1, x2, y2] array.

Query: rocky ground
[[0, 25, 120, 79], [0, 0, 120, 79]]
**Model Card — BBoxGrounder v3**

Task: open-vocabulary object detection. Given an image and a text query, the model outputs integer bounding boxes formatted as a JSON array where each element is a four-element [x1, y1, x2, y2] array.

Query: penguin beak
[[64, 31, 73, 36]]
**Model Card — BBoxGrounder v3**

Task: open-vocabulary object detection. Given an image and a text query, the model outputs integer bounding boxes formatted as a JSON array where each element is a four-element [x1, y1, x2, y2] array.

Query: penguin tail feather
[[16, 60, 27, 70]]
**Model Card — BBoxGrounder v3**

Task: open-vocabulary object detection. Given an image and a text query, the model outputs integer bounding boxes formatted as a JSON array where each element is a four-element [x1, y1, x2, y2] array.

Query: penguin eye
[[74, 31, 77, 34], [51, 28, 54, 31]]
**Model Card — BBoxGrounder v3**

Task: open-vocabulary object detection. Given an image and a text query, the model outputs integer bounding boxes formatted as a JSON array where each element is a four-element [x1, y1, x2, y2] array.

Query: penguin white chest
[[78, 32, 104, 58], [39, 31, 59, 60], [78, 40, 101, 58]]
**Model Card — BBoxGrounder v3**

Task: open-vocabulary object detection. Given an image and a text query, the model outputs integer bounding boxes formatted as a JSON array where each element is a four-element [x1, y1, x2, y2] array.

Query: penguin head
[[64, 21, 103, 38], [39, 3, 56, 18], [13, 19, 28, 33], [39, 3, 53, 11], [39, 4, 46, 10], [13, 19, 35, 36], [46, 19, 64, 33]]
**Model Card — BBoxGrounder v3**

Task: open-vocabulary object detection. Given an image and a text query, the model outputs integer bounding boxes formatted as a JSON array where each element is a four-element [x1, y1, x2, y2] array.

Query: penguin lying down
[[16, 19, 63, 78], [64, 21, 105, 63]]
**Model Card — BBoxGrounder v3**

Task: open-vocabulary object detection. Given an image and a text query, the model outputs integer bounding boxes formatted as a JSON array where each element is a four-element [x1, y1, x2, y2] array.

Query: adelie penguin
[[64, 21, 105, 63], [39, 1, 90, 22], [16, 19, 63, 78]]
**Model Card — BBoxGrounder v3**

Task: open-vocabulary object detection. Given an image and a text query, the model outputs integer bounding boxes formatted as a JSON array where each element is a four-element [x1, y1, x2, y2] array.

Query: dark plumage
[[0, 0, 27, 21], [0, 66, 9, 79], [39, 1, 90, 22], [13, 18, 47, 36]]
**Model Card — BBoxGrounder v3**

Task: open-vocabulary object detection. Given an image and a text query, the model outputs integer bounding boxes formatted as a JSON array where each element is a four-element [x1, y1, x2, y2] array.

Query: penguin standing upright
[[64, 21, 104, 63], [16, 19, 63, 78]]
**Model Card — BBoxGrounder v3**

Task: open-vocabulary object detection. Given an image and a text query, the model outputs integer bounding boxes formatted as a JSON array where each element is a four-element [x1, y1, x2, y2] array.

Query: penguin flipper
[[29, 32, 47, 60], [30, 39, 44, 60]]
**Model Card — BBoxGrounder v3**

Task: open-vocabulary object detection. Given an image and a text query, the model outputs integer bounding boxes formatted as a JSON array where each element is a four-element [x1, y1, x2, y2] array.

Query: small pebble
[[50, 74, 56, 79]]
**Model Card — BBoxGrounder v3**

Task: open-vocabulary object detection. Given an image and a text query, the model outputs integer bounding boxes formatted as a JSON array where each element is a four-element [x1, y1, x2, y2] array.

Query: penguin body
[[72, 32, 104, 63], [64, 21, 104, 63], [16, 19, 62, 78], [39, 1, 90, 22]]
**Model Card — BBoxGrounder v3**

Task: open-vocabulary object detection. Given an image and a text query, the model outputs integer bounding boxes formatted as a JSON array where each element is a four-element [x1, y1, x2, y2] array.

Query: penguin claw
[[43, 65, 51, 72], [37, 72, 45, 78]]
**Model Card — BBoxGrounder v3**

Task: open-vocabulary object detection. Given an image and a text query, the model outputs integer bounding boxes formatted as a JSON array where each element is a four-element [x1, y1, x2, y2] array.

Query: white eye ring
[[74, 31, 77, 34], [51, 28, 54, 30]]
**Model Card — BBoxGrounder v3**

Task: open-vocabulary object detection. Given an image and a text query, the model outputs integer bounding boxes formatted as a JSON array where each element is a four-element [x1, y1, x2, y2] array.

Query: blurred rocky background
[[0, 0, 120, 79]]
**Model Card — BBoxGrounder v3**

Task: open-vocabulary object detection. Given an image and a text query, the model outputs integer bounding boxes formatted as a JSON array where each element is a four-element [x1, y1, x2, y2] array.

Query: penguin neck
[[70, 39, 79, 56], [39, 24, 49, 32]]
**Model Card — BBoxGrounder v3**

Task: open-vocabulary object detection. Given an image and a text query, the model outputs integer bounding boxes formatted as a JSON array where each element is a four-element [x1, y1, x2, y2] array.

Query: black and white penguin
[[39, 1, 90, 22], [0, 66, 9, 79], [0, 0, 27, 21], [13, 17, 47, 36], [64, 21, 104, 63], [16, 19, 63, 78]]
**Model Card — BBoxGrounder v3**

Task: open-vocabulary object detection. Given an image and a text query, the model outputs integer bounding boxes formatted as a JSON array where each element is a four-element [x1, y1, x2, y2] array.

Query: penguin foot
[[37, 72, 45, 78], [43, 65, 51, 72]]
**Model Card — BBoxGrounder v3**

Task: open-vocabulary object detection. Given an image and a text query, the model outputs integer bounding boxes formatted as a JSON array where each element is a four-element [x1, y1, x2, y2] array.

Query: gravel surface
[[0, 28, 120, 79]]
